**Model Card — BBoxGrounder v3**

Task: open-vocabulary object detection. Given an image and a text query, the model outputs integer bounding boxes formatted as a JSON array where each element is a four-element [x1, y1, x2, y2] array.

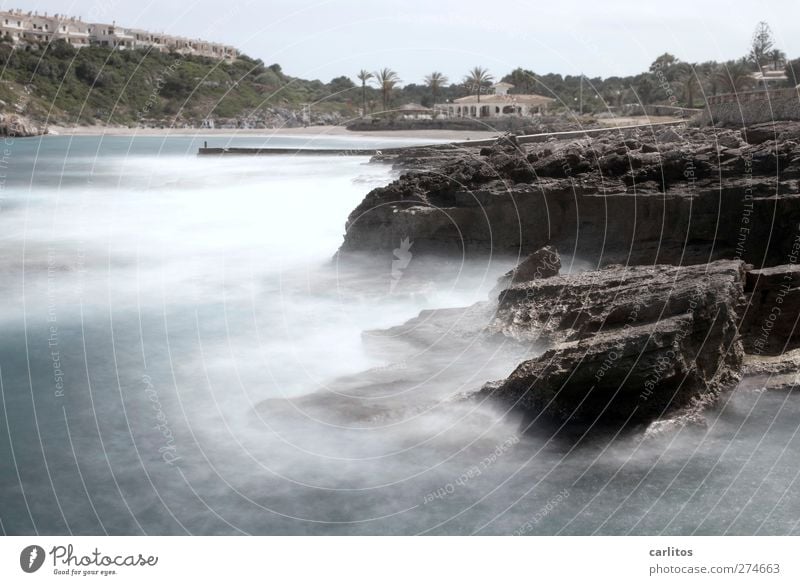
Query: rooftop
[[454, 93, 555, 106]]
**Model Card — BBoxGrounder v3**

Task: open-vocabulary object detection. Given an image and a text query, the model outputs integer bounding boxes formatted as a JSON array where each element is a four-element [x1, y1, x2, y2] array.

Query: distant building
[[751, 64, 788, 88], [397, 103, 434, 119], [447, 82, 554, 118], [89, 22, 135, 49], [0, 8, 238, 60]]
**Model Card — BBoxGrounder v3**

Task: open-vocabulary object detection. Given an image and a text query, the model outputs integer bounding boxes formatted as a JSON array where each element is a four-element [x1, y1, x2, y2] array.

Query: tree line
[[1, 20, 795, 124], [348, 21, 797, 116]]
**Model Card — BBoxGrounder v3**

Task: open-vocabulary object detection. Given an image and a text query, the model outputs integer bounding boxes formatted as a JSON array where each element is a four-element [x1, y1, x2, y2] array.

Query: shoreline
[[40, 115, 681, 141], [42, 124, 503, 141]]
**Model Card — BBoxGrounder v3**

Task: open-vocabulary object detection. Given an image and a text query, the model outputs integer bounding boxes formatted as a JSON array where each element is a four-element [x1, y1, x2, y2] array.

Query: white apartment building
[[0, 9, 237, 60]]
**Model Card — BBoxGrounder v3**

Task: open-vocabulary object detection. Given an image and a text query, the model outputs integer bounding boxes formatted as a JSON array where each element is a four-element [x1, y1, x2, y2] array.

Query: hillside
[[1, 36, 796, 135], [0, 39, 359, 130]]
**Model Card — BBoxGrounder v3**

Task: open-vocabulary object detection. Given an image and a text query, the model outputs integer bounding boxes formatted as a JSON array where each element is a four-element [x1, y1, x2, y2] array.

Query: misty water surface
[[0, 134, 799, 535]]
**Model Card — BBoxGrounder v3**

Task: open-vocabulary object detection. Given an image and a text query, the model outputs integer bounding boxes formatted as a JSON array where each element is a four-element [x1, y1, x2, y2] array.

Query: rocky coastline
[[340, 123, 800, 266], [0, 113, 46, 137], [336, 121, 800, 432]]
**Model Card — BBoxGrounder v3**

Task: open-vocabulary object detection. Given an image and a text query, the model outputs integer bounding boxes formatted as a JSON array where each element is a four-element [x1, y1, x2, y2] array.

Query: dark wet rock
[[494, 246, 561, 292], [741, 263, 800, 355], [655, 127, 683, 144], [744, 125, 779, 145], [480, 260, 745, 425], [716, 132, 743, 149], [490, 260, 745, 344], [640, 142, 660, 153], [482, 319, 725, 425], [339, 123, 800, 267]]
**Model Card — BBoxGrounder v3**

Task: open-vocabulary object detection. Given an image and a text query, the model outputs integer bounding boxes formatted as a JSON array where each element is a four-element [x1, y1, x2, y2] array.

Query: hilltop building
[[447, 82, 554, 118], [0, 8, 238, 60]]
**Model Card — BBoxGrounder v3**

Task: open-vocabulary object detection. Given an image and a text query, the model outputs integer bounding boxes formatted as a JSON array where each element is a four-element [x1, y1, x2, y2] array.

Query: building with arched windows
[[447, 82, 554, 118]]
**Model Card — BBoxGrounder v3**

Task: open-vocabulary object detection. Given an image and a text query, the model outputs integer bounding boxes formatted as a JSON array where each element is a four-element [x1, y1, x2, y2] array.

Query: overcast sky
[[4, 0, 797, 84]]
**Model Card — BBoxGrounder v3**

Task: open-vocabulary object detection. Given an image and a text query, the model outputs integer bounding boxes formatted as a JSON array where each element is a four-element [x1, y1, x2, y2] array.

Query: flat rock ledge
[[742, 349, 800, 392]]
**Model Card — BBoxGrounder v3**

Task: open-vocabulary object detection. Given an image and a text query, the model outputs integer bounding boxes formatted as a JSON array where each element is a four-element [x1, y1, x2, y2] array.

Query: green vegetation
[[0, 20, 794, 128], [423, 71, 448, 108], [0, 40, 359, 126], [373, 68, 401, 113], [356, 21, 792, 118], [356, 69, 373, 116]]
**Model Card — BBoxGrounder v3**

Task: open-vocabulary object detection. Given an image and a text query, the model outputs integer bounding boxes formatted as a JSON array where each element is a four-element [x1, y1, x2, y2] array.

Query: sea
[[0, 133, 798, 535]]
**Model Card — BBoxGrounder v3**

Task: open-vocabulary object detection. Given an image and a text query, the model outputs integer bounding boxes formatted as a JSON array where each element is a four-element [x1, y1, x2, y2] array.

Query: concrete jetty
[[196, 120, 685, 156]]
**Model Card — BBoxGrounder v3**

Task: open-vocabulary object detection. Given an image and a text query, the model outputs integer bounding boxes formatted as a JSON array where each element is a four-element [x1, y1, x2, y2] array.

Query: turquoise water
[[1, 134, 799, 535]]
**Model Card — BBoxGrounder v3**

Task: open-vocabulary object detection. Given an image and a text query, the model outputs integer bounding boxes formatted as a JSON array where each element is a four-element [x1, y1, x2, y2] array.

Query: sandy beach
[[43, 124, 503, 141]]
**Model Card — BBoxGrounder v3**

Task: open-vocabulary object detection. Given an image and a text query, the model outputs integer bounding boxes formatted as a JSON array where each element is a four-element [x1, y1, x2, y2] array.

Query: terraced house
[[0, 8, 238, 60]]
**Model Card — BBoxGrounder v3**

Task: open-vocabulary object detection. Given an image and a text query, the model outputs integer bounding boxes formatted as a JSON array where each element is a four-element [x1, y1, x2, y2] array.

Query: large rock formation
[[334, 122, 800, 429], [481, 261, 745, 424], [339, 125, 800, 267], [0, 113, 45, 137]]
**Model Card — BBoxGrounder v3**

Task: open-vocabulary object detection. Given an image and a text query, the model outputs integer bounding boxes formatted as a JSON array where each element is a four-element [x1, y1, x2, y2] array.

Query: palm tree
[[714, 62, 756, 93], [374, 68, 401, 112], [676, 63, 700, 108], [464, 66, 493, 103], [357, 69, 373, 116], [424, 71, 449, 111]]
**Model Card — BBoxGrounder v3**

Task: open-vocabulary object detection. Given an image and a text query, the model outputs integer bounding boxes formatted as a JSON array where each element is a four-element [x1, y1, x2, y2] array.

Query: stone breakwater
[[336, 122, 800, 429]]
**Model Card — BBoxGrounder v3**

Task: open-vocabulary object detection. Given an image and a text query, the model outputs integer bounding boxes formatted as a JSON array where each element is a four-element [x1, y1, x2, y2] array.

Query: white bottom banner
[[0, 536, 797, 584]]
